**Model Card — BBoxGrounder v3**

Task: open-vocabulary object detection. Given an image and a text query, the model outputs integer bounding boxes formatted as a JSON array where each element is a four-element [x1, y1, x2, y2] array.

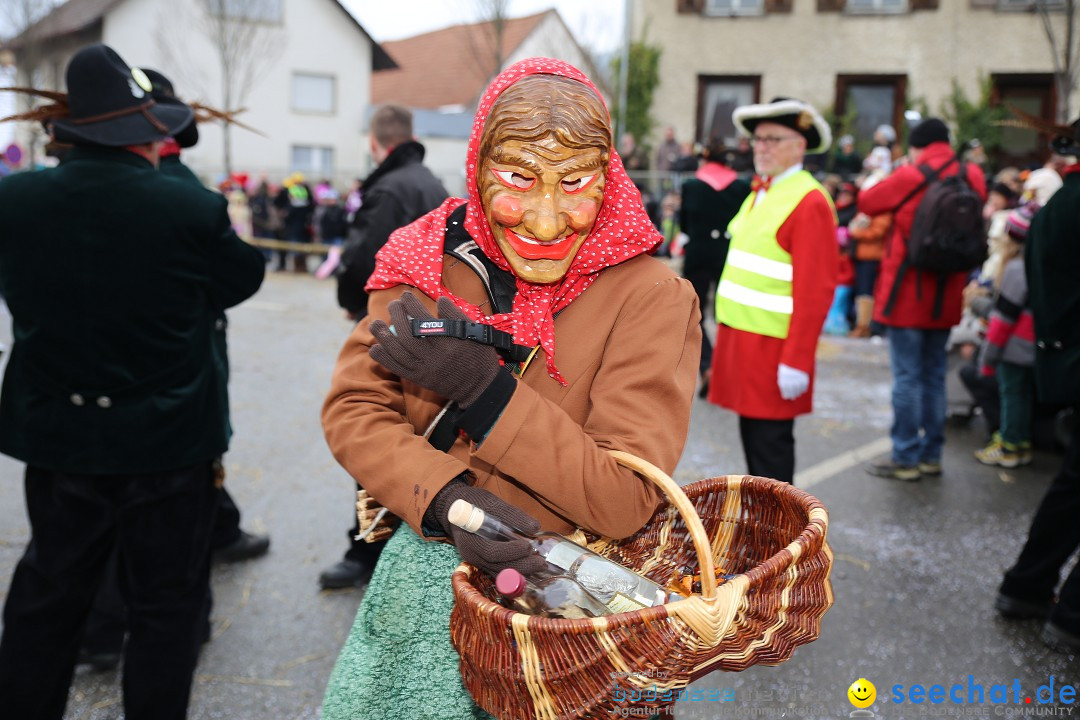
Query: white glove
[[777, 363, 809, 401]]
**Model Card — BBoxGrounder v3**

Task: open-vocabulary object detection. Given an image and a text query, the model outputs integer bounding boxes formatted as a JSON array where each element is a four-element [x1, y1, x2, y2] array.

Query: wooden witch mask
[[476, 75, 612, 284]]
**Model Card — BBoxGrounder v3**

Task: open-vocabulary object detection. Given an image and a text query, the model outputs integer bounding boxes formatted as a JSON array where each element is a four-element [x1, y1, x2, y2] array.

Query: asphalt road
[[0, 271, 1076, 719]]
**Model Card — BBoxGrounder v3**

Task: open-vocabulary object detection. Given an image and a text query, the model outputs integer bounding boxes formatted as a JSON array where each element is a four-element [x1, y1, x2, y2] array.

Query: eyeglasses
[[750, 135, 800, 147]]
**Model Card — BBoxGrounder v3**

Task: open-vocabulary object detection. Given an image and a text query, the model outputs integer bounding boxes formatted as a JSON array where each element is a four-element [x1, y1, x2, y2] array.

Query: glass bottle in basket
[[495, 568, 611, 619], [448, 499, 684, 614]]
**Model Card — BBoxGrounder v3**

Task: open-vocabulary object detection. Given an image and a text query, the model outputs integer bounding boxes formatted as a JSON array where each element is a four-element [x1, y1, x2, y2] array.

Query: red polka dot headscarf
[[367, 57, 662, 384]]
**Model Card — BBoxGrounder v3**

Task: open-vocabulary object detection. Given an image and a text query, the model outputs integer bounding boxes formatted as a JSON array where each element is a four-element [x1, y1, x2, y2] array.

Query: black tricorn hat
[[141, 68, 199, 148], [51, 44, 193, 148], [733, 97, 832, 154]]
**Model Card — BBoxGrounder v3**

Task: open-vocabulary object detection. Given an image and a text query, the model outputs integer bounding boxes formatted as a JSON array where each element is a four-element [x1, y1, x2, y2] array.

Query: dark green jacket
[[160, 154, 234, 442], [1026, 171, 1080, 405], [0, 146, 265, 474]]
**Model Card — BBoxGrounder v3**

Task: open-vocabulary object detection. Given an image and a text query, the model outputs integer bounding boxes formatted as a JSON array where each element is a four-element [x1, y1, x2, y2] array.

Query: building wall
[[635, 0, 1071, 152], [100, 0, 372, 188], [508, 13, 602, 86], [421, 136, 469, 199]]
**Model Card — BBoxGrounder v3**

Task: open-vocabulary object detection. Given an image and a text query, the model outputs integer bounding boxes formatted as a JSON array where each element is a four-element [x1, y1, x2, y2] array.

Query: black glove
[[370, 292, 504, 408], [425, 478, 548, 578]]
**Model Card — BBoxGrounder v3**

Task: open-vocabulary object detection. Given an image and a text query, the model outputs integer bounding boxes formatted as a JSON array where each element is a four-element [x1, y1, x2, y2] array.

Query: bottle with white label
[[448, 499, 683, 614], [495, 568, 611, 619]]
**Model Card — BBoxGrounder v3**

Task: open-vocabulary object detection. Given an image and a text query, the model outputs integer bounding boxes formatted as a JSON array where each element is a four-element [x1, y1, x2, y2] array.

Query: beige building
[[6, 0, 393, 187], [637, 0, 1072, 167]]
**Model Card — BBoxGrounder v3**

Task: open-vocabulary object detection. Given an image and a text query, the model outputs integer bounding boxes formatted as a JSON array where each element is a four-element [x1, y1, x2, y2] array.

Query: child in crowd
[[974, 203, 1039, 468], [315, 187, 349, 279], [824, 182, 857, 335]]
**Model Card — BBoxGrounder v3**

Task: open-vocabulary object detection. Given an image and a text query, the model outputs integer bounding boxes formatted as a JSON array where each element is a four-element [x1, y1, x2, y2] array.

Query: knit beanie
[[909, 118, 950, 149], [1005, 202, 1038, 242]]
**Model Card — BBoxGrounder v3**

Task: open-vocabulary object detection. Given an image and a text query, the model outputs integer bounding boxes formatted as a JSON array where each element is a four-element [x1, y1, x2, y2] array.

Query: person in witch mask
[[320, 58, 702, 719]]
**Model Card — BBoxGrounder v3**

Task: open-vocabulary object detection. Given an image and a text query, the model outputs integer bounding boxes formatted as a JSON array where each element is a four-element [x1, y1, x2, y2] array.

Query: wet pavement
[[0, 271, 1076, 719]]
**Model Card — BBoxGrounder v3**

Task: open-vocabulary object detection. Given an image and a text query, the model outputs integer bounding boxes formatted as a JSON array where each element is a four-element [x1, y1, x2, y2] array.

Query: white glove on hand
[[777, 363, 810, 401]]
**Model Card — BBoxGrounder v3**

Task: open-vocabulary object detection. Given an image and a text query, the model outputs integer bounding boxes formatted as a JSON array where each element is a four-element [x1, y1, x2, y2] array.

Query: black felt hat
[[51, 44, 194, 148], [1050, 119, 1080, 157], [732, 97, 832, 154], [141, 68, 199, 148]]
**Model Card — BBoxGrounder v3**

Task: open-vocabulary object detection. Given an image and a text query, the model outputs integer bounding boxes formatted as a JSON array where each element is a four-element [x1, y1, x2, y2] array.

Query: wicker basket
[[449, 451, 833, 720]]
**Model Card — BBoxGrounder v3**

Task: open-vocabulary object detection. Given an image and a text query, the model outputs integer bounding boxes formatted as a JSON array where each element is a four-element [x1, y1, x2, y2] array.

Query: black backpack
[[906, 159, 986, 273], [883, 157, 986, 318]]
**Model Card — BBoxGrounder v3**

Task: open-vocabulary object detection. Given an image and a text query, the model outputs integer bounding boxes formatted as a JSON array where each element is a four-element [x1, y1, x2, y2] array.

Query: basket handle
[[608, 450, 718, 600]]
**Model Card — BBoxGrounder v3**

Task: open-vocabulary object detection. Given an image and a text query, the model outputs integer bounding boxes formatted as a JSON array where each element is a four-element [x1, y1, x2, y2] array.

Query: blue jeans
[[887, 327, 950, 466]]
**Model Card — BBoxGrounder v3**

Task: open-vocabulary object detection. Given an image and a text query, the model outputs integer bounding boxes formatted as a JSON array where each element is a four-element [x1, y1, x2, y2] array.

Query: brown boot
[[849, 295, 874, 338]]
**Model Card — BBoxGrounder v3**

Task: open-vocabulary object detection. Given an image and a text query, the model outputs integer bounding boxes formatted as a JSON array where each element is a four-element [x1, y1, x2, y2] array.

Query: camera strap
[[410, 317, 534, 364]]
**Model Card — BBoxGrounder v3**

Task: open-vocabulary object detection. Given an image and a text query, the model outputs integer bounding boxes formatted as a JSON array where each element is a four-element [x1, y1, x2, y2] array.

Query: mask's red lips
[[502, 228, 580, 260]]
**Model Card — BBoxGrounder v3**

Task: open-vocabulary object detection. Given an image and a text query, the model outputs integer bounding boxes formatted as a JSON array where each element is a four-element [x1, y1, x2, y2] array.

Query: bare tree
[[159, 0, 281, 176], [464, 0, 511, 89], [2, 0, 61, 163], [1035, 0, 1078, 122]]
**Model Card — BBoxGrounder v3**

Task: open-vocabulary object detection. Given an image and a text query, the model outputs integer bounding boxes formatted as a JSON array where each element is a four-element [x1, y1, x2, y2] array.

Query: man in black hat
[[995, 118, 1080, 654], [74, 68, 270, 672], [0, 44, 265, 719], [704, 97, 838, 486]]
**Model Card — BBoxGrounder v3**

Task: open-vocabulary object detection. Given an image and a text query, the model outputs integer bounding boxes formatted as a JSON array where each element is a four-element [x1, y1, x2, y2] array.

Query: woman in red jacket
[[857, 118, 987, 481]]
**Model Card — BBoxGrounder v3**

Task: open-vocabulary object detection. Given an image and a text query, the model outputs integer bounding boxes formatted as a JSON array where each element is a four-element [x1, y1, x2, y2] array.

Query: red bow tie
[[751, 175, 772, 193]]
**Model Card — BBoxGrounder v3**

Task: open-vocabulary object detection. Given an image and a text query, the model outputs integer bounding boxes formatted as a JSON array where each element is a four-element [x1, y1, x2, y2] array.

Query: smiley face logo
[[848, 678, 876, 709]]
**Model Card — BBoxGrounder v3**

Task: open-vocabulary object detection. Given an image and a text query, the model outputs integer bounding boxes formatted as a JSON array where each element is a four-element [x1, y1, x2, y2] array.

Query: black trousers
[[80, 486, 239, 654], [738, 416, 795, 485], [684, 267, 718, 376], [0, 464, 218, 720], [1000, 416, 1080, 634]]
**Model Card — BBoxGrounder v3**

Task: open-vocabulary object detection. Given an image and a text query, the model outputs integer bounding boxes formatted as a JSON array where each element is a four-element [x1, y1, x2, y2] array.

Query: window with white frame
[[205, 0, 282, 22], [291, 73, 336, 114], [704, 0, 764, 16], [846, 0, 907, 12], [291, 146, 334, 178]]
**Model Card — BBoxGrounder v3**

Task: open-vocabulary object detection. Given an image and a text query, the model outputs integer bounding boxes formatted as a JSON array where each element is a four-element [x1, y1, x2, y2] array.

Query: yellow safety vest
[[716, 171, 831, 339]]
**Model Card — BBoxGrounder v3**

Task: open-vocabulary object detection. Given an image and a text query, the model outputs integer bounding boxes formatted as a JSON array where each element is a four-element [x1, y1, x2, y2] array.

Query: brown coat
[[322, 253, 702, 540]]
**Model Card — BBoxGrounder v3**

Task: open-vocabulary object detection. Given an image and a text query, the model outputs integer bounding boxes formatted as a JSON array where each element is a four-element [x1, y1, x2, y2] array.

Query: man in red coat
[[707, 98, 838, 485], [858, 118, 987, 480]]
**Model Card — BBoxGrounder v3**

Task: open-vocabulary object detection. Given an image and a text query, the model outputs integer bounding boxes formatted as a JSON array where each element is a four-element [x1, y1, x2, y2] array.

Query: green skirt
[[322, 524, 496, 720]]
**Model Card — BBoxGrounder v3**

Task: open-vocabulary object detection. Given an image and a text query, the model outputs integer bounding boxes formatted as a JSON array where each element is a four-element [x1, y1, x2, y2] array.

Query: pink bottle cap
[[495, 568, 527, 598]]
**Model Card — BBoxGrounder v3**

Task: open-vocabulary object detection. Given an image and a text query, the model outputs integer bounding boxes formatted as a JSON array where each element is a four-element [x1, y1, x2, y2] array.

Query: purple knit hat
[[1006, 202, 1039, 242]]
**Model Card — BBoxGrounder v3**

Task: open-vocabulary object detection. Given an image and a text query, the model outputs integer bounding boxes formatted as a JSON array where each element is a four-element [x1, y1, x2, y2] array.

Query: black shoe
[[212, 530, 270, 564], [994, 592, 1053, 620], [319, 559, 375, 590], [1042, 621, 1080, 654], [77, 649, 121, 672]]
